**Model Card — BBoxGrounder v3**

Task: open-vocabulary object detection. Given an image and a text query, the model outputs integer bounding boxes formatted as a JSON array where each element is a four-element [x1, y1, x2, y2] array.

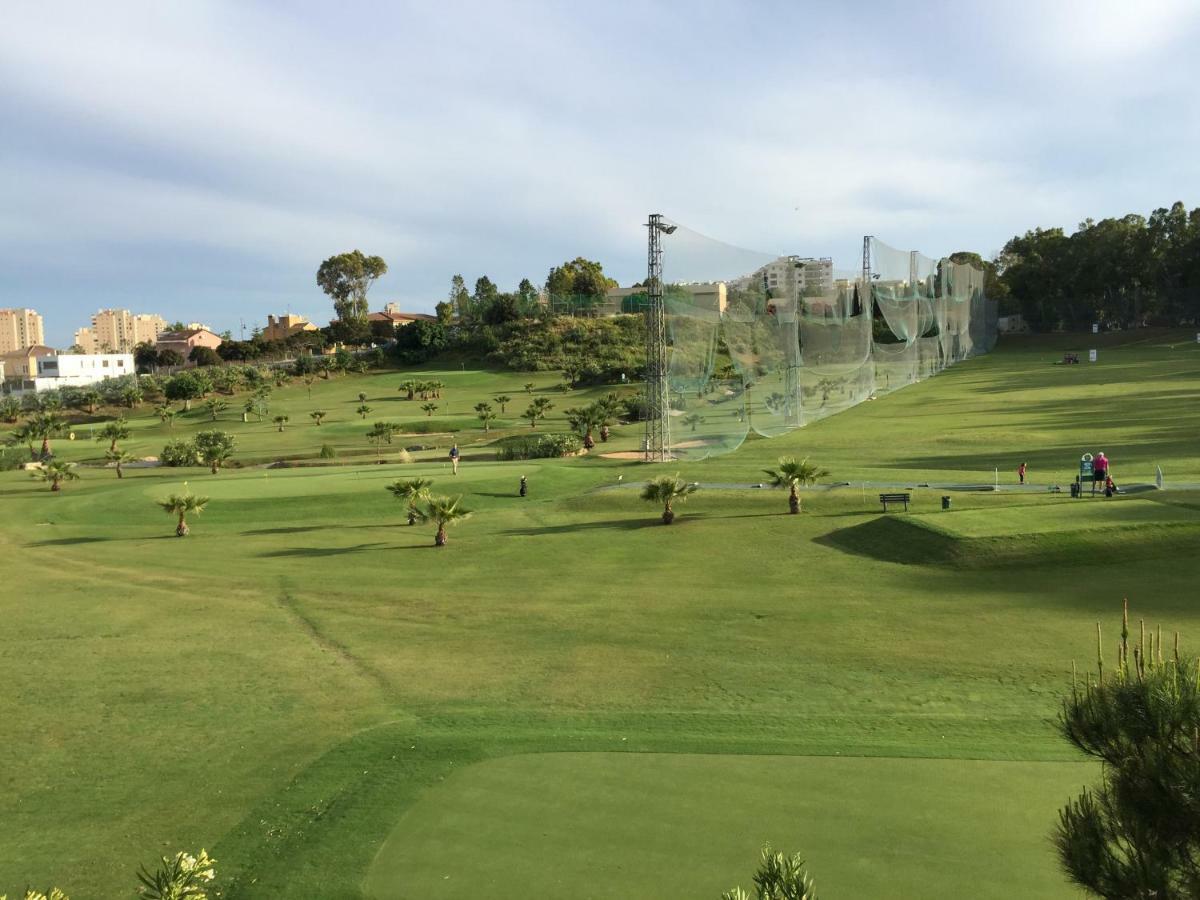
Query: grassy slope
[[1, 330, 1199, 897]]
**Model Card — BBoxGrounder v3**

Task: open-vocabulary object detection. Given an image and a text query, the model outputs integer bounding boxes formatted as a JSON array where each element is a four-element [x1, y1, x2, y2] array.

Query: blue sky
[[3, 1, 1199, 344]]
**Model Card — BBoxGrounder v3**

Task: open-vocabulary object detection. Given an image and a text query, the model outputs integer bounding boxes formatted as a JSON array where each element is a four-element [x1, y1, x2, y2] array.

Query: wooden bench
[[879, 492, 911, 511]]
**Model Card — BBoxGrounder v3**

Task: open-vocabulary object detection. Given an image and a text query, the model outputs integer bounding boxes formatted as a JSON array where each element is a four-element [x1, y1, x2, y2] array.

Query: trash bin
[[1070, 481, 1081, 498], [941, 496, 951, 510]]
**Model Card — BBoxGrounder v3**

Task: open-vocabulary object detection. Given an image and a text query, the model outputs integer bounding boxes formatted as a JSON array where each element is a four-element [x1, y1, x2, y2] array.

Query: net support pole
[[644, 213, 672, 462]]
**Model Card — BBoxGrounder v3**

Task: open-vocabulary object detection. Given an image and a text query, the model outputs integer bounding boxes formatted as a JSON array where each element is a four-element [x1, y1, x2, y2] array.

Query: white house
[[26, 353, 135, 391]]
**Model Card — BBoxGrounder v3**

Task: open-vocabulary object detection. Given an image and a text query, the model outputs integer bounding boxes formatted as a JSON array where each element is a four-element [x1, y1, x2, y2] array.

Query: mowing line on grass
[[275, 588, 394, 695]]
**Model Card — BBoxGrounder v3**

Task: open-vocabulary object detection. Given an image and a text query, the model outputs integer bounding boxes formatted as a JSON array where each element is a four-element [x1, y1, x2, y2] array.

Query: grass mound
[[824, 497, 1200, 567]]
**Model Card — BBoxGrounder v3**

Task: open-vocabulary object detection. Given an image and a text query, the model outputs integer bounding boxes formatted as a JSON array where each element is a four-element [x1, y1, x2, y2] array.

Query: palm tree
[[0, 396, 22, 423], [120, 384, 144, 408], [194, 430, 235, 474], [204, 398, 228, 421], [399, 379, 418, 401], [421, 402, 438, 417], [597, 392, 622, 422], [356, 403, 372, 419], [422, 494, 471, 546], [96, 417, 131, 452], [157, 491, 209, 536], [163, 409, 178, 432], [106, 448, 136, 478], [304, 374, 316, 398], [475, 402, 496, 432], [367, 431, 387, 460], [370, 421, 399, 444], [682, 413, 703, 433], [155, 401, 173, 422], [523, 397, 553, 428], [80, 389, 102, 414], [29, 412, 65, 459], [242, 398, 254, 423], [387, 477, 433, 525], [33, 459, 80, 492], [358, 391, 368, 403], [641, 475, 698, 525], [493, 395, 511, 414], [524, 382, 535, 394], [274, 415, 289, 432], [764, 456, 829, 514], [427, 380, 444, 399], [310, 410, 327, 426], [566, 403, 606, 447], [7, 422, 37, 460]]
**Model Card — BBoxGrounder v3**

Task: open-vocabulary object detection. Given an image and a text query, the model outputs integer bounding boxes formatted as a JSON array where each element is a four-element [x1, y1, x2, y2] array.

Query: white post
[[995, 467, 999, 488]]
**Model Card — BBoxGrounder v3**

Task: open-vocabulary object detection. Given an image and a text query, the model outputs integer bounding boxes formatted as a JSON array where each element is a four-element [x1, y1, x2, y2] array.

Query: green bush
[[494, 432, 582, 460], [0, 447, 25, 471], [319, 443, 337, 459], [159, 440, 196, 467]]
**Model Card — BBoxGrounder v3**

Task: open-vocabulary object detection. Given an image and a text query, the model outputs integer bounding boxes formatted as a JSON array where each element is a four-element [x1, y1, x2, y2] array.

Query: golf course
[[4, 328, 1200, 898]]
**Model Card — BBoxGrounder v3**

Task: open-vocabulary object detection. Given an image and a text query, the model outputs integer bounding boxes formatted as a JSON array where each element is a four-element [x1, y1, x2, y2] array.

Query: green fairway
[[3, 330, 1200, 897], [365, 753, 1093, 900]]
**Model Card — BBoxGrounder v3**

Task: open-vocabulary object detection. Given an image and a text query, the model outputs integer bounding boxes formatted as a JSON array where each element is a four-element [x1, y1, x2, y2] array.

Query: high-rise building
[[731, 256, 835, 303], [0, 308, 46, 354], [74, 309, 167, 354]]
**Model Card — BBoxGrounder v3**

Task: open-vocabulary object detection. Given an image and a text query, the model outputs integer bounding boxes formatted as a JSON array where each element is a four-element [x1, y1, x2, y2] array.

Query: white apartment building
[[0, 308, 46, 354], [731, 256, 835, 302], [75, 309, 167, 354]]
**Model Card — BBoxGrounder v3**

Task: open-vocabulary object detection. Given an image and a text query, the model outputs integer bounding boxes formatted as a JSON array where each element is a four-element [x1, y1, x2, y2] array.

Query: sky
[[3, 1, 1199, 345]]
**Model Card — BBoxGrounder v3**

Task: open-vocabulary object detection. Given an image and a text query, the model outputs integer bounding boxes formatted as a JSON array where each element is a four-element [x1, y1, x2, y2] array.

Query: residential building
[[262, 313, 318, 343], [367, 308, 439, 332], [0, 308, 46, 354], [605, 282, 728, 316], [2, 351, 134, 394], [730, 256, 835, 302], [155, 327, 223, 364], [32, 353, 135, 390], [75, 309, 167, 354], [0, 345, 57, 382]]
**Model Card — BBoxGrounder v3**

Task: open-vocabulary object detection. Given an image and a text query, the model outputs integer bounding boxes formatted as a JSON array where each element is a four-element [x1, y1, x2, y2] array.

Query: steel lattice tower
[[644, 213, 673, 461]]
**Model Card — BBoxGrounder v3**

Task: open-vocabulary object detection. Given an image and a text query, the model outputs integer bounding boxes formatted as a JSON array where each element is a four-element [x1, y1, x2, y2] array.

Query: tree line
[[996, 201, 1200, 330]]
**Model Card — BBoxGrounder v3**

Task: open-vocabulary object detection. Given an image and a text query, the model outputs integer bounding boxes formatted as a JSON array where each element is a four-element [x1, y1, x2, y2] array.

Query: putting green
[[911, 496, 1200, 538], [364, 752, 1092, 899]]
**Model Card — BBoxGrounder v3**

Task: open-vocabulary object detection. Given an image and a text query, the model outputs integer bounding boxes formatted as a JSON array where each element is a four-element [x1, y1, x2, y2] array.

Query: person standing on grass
[[1094, 451, 1108, 493], [1018, 462, 1027, 485], [449, 442, 460, 475]]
